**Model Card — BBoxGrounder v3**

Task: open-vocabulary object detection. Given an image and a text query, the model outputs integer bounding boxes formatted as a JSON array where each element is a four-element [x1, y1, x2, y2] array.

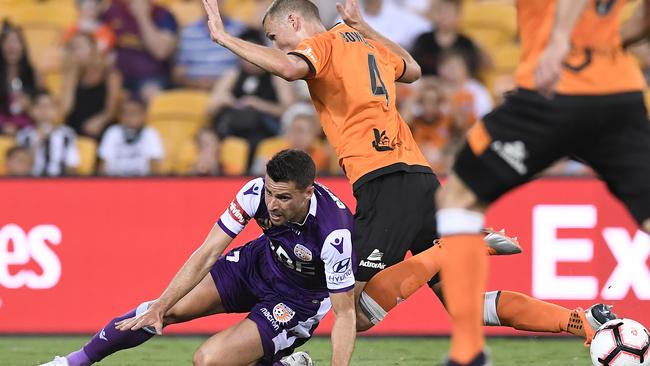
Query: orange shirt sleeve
[[288, 35, 332, 80]]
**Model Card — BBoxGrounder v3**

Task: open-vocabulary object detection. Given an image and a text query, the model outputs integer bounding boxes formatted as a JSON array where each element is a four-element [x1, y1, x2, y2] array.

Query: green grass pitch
[[1, 336, 591, 365]]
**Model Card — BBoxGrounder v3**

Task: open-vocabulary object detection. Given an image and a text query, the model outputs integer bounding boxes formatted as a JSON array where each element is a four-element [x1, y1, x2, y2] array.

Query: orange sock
[[364, 243, 444, 312], [441, 234, 487, 364], [495, 291, 585, 338]]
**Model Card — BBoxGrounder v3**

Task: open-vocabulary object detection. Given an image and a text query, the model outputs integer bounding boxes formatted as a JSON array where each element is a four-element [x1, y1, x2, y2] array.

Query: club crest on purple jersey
[[294, 244, 313, 261], [273, 303, 295, 325]]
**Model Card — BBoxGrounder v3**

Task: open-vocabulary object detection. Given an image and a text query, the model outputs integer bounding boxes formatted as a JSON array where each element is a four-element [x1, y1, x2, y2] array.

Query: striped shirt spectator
[[174, 17, 245, 89], [16, 126, 80, 177]]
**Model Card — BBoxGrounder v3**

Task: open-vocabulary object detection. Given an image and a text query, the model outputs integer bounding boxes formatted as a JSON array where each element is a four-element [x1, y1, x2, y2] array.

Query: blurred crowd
[[0, 0, 646, 177]]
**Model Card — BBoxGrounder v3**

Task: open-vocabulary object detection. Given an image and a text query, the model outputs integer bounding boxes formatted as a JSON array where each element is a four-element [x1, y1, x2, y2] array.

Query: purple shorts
[[210, 237, 331, 365]]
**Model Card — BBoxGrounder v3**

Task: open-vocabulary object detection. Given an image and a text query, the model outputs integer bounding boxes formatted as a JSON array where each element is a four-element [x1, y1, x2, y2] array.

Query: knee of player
[[192, 347, 223, 366], [434, 174, 479, 210]]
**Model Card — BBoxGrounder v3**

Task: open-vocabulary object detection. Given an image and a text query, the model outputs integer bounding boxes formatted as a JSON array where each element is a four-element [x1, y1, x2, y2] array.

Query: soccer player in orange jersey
[[430, 1, 650, 364]]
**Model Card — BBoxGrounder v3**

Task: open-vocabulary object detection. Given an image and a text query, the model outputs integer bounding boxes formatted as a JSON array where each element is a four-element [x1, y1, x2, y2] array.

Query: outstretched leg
[[53, 274, 223, 366]]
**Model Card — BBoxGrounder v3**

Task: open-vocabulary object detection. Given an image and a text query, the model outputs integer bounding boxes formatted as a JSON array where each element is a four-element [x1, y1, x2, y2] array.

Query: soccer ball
[[590, 319, 650, 366]]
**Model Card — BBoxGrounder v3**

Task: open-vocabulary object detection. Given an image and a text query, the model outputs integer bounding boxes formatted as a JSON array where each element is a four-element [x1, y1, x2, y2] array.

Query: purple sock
[[65, 349, 91, 366], [67, 308, 155, 365]]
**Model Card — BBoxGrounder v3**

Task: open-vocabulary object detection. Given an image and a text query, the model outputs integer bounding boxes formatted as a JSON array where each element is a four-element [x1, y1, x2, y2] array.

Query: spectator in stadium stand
[[15, 90, 80, 177], [97, 98, 164, 176], [190, 128, 221, 176], [4, 145, 33, 176], [207, 28, 296, 169], [60, 32, 122, 140], [312, 0, 342, 28], [62, 0, 116, 55], [250, 103, 330, 176], [437, 49, 493, 124], [401, 79, 460, 175], [101, 0, 178, 103], [174, 4, 246, 90], [355, 0, 431, 50], [0, 21, 39, 136], [411, 0, 492, 78]]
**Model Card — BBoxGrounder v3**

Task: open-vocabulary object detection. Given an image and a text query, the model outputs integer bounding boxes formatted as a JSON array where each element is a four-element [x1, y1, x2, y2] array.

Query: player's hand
[[534, 36, 570, 98], [202, 0, 228, 46], [336, 0, 367, 33], [115, 302, 165, 335]]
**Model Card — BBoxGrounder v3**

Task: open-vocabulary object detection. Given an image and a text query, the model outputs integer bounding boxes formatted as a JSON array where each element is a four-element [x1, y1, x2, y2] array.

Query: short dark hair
[[266, 149, 315, 190], [263, 0, 321, 26]]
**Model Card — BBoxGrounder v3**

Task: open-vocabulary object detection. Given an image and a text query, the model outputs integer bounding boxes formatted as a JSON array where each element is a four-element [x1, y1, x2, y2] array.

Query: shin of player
[[64, 303, 157, 366], [436, 174, 488, 366]]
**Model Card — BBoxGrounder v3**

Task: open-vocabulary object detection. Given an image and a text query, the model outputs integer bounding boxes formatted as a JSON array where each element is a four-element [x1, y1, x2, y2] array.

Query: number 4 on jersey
[[368, 54, 390, 106]]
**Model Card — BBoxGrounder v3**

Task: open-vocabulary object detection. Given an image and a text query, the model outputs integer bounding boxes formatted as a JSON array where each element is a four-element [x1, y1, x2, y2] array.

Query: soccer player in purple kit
[[40, 149, 356, 366]]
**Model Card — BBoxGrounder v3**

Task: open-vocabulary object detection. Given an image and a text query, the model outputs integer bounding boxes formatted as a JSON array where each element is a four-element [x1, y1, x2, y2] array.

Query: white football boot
[[280, 351, 315, 366], [38, 356, 69, 366], [483, 228, 522, 255]]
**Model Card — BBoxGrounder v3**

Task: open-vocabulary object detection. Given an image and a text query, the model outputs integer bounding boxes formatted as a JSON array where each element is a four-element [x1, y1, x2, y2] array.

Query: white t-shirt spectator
[[16, 125, 80, 176], [98, 125, 164, 176], [359, 0, 431, 49]]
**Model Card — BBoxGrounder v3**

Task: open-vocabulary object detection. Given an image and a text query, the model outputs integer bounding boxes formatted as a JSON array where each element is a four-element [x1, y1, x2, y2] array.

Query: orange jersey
[[289, 24, 431, 189], [516, 0, 646, 94]]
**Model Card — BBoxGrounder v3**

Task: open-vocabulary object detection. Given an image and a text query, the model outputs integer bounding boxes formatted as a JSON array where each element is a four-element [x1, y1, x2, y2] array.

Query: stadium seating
[[461, 2, 517, 50], [492, 43, 520, 74], [0, 135, 15, 175], [21, 25, 64, 72], [147, 89, 210, 174], [2, 1, 76, 30], [168, 0, 205, 27], [43, 70, 64, 101], [220, 136, 249, 175], [254, 137, 289, 161], [76, 136, 97, 176]]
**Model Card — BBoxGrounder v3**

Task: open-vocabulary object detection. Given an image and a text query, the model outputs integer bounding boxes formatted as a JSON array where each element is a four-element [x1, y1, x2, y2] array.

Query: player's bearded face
[[264, 175, 313, 226]]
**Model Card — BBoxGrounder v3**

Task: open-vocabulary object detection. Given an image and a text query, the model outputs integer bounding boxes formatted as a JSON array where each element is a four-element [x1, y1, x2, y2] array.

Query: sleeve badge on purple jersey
[[293, 244, 313, 261], [228, 199, 250, 225], [273, 303, 296, 325]]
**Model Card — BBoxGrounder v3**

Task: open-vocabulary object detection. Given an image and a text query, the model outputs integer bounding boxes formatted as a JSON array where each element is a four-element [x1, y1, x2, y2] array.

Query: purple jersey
[[102, 1, 178, 79], [218, 178, 356, 297]]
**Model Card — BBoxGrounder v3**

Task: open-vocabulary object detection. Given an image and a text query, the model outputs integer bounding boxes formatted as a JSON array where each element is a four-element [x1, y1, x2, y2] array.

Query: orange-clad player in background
[[430, 0, 650, 364]]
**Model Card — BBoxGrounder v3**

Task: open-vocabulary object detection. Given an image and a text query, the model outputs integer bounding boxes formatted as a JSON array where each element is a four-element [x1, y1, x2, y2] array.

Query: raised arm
[[202, 0, 310, 81], [336, 0, 421, 83], [534, 0, 589, 97], [621, 0, 650, 47], [116, 224, 234, 334]]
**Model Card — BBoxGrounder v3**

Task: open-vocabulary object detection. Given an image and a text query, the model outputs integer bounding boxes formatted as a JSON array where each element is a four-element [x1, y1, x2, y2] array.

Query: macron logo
[[367, 249, 383, 262], [100, 329, 108, 341], [243, 185, 260, 196], [331, 237, 344, 254]]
